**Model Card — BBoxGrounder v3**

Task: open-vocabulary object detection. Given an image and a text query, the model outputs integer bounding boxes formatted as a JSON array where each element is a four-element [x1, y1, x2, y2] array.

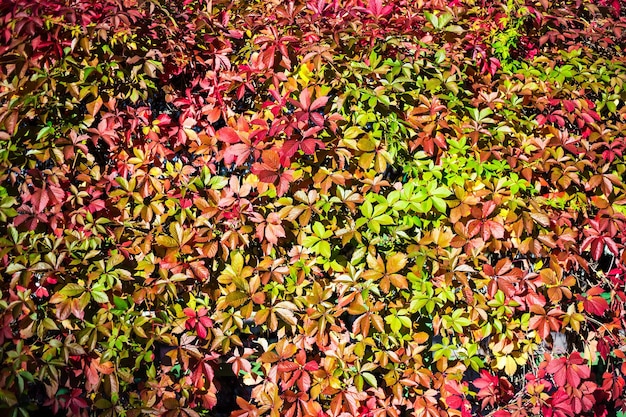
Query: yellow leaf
[[232, 252, 244, 275], [156, 236, 178, 248], [184, 128, 199, 141], [359, 152, 375, 169], [86, 96, 103, 116], [386, 253, 407, 274], [496, 355, 518, 376], [357, 136, 377, 152]]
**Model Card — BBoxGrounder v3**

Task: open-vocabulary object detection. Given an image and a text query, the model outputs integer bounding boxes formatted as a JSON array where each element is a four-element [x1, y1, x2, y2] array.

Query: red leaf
[[48, 185, 65, 203], [199, 316, 214, 329], [298, 88, 311, 109], [255, 168, 278, 184], [546, 352, 589, 388], [253, 150, 281, 182], [279, 140, 300, 164], [580, 286, 609, 316], [196, 322, 208, 339], [570, 381, 597, 413], [473, 370, 500, 409], [265, 223, 285, 245], [482, 201, 497, 218], [71, 298, 85, 320], [301, 138, 325, 155], [544, 388, 573, 417], [224, 143, 251, 166], [278, 361, 299, 373], [297, 371, 311, 392], [217, 127, 241, 144], [31, 187, 50, 213], [310, 95, 328, 111], [486, 220, 505, 239], [189, 261, 209, 281]]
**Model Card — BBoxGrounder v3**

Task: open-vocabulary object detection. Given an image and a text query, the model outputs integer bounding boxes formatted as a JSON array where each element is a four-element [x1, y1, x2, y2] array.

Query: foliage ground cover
[[1, 0, 626, 416]]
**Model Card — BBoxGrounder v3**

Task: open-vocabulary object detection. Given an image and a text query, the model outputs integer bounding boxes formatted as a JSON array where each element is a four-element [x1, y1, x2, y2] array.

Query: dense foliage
[[1, 0, 626, 416]]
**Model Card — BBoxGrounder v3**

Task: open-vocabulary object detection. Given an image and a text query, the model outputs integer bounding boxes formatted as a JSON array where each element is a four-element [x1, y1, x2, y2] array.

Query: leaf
[[217, 127, 241, 144], [274, 302, 298, 326], [301, 136, 325, 155], [225, 291, 249, 307], [156, 236, 178, 248], [59, 283, 85, 297], [36, 125, 54, 141], [310, 95, 329, 111], [277, 361, 299, 373], [386, 253, 407, 274], [31, 187, 50, 213], [579, 287, 609, 316], [87, 96, 103, 116], [500, 355, 518, 377], [164, 398, 180, 410], [0, 389, 17, 407], [312, 221, 325, 238], [432, 197, 447, 213], [362, 372, 377, 388], [546, 352, 590, 388], [91, 288, 109, 304], [424, 11, 438, 28], [224, 143, 252, 166]]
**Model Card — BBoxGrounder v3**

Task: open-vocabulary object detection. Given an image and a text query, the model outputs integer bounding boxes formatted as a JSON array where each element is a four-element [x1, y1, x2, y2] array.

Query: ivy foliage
[[1, 0, 626, 417]]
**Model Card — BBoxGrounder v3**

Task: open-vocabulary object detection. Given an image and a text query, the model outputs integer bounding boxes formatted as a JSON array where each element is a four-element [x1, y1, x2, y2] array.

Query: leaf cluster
[[1, 0, 626, 417]]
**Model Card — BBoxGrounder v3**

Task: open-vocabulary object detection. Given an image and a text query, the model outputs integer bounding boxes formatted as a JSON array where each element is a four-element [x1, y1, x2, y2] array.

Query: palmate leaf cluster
[[1, 0, 626, 417]]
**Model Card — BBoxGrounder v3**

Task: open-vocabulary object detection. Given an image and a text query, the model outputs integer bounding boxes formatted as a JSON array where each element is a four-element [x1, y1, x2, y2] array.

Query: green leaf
[[431, 197, 447, 213], [431, 186, 452, 198], [36, 125, 54, 141], [318, 241, 332, 258], [373, 203, 388, 217], [455, 317, 472, 327], [113, 296, 129, 310], [469, 356, 484, 371], [91, 289, 109, 304], [389, 316, 401, 333], [95, 398, 113, 409], [376, 214, 394, 225], [435, 49, 446, 64], [362, 372, 378, 388], [6, 263, 25, 274], [355, 217, 369, 229], [437, 12, 453, 28], [446, 25, 464, 34], [398, 315, 412, 329], [129, 89, 140, 103], [416, 199, 432, 213], [60, 283, 85, 297], [361, 200, 373, 218], [424, 11, 438, 28], [0, 389, 17, 407], [303, 236, 321, 247], [312, 222, 326, 238], [344, 126, 364, 139]]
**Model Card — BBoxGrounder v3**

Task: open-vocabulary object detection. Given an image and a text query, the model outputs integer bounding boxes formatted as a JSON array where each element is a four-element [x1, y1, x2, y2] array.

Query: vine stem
[[586, 315, 621, 345]]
